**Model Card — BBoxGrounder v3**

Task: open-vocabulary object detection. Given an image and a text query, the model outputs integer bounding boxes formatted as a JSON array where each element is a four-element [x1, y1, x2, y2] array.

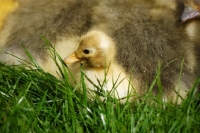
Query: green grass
[[0, 41, 200, 132]]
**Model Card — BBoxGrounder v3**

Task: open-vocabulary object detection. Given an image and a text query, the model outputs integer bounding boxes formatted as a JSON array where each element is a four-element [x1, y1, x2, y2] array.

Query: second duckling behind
[[87, 0, 199, 104]]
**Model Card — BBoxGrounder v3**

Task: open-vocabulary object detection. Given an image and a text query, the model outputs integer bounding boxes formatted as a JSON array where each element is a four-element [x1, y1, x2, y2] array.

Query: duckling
[[0, 0, 98, 77], [91, 0, 199, 104], [64, 30, 139, 102], [0, 0, 18, 30], [180, 0, 200, 23]]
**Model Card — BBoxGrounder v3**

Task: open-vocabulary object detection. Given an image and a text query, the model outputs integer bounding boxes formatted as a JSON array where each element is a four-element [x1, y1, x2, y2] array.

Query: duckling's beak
[[63, 52, 80, 64], [179, 5, 200, 23]]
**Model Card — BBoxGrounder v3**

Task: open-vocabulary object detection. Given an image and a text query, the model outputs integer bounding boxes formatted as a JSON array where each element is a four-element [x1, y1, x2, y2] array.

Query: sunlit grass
[[0, 39, 200, 133]]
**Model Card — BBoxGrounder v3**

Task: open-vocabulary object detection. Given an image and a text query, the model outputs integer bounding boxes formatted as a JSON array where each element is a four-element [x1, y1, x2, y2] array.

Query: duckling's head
[[180, 0, 200, 23], [64, 30, 116, 69]]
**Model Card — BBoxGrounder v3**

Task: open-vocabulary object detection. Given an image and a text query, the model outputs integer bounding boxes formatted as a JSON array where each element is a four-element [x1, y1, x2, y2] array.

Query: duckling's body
[[91, 0, 199, 103], [0, 0, 98, 76], [64, 30, 139, 102]]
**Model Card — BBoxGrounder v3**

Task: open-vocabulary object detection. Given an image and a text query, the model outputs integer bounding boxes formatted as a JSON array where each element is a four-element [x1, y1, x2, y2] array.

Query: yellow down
[[0, 0, 18, 29]]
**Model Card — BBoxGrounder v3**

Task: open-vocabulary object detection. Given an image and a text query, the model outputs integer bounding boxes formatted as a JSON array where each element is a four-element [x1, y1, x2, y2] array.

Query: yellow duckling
[[64, 30, 139, 102], [180, 0, 200, 22]]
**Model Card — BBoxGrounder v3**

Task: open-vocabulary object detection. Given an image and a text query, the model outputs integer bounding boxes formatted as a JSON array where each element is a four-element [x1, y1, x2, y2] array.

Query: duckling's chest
[[83, 69, 109, 89], [82, 68, 131, 97]]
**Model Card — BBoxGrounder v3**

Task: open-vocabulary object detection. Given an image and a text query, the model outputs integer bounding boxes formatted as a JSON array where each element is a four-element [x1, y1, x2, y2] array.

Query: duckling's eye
[[83, 49, 90, 54]]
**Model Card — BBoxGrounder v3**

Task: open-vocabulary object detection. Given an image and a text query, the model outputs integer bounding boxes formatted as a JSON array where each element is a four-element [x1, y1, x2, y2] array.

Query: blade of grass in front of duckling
[[110, 73, 125, 100], [39, 37, 79, 129], [40, 36, 65, 77], [40, 35, 75, 86], [85, 77, 103, 101], [188, 78, 200, 102], [173, 58, 185, 104], [3, 52, 34, 68], [21, 43, 42, 70], [22, 39, 79, 131], [183, 78, 200, 118], [154, 61, 164, 105], [147, 59, 177, 104], [84, 71, 103, 98], [80, 64, 88, 105]]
